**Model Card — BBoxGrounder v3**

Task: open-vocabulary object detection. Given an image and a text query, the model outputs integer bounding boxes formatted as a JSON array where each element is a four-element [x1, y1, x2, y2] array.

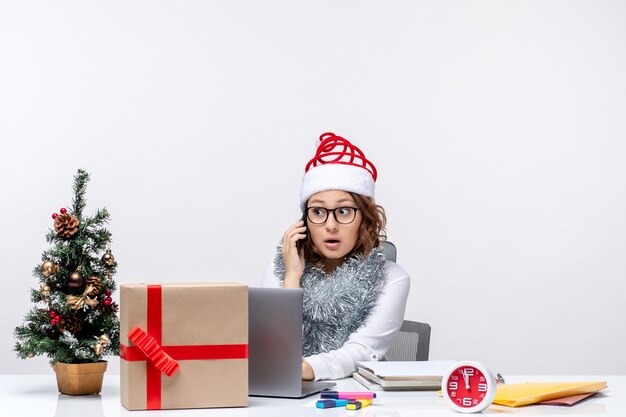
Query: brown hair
[[301, 192, 387, 267]]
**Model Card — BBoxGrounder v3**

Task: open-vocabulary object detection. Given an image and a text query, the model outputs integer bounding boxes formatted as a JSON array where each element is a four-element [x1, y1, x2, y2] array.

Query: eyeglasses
[[306, 206, 360, 225]]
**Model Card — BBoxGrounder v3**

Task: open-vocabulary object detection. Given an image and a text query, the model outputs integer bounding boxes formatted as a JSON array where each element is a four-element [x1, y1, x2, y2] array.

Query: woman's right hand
[[282, 220, 306, 288]]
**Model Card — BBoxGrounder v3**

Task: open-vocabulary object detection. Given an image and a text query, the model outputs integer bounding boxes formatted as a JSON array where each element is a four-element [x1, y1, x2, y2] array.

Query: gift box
[[120, 283, 248, 410]]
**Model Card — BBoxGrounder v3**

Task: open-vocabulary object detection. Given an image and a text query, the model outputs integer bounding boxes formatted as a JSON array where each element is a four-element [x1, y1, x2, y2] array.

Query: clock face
[[442, 361, 496, 413]]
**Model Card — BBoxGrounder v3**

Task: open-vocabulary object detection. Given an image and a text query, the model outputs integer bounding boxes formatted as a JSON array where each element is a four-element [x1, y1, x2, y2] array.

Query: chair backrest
[[380, 240, 397, 263], [379, 241, 431, 361], [385, 320, 431, 361]]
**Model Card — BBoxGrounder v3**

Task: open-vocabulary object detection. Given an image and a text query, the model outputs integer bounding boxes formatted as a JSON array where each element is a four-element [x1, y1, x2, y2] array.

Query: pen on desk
[[320, 391, 377, 400], [346, 398, 373, 410], [316, 399, 349, 409]]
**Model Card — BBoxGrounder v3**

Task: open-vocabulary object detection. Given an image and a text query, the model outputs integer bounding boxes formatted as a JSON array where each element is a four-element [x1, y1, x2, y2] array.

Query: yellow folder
[[493, 381, 607, 407]]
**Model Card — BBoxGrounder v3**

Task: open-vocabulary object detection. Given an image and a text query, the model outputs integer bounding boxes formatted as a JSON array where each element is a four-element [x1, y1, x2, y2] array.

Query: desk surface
[[0, 374, 622, 417]]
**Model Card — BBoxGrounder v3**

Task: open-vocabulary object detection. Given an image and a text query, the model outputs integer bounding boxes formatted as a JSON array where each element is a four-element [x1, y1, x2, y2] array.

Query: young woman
[[262, 132, 410, 381]]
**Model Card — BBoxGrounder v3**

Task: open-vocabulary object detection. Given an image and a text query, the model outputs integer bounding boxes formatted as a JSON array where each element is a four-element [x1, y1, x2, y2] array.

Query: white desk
[[0, 375, 622, 417]]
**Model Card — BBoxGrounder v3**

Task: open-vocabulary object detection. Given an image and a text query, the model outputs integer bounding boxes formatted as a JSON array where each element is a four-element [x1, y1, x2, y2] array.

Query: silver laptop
[[248, 287, 335, 397]]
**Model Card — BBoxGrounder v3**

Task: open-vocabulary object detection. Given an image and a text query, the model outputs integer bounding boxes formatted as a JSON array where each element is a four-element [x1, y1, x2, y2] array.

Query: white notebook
[[357, 360, 456, 380]]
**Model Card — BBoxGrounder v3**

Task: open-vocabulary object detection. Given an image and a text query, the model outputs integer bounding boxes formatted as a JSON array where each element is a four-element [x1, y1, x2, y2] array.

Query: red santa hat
[[300, 132, 377, 210]]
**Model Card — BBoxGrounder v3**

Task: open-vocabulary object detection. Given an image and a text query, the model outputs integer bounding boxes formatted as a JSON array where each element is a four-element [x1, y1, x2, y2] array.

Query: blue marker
[[316, 399, 350, 409]]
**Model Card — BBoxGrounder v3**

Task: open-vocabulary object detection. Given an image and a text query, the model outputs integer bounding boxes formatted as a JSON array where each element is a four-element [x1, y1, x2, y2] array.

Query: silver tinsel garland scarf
[[273, 245, 387, 356]]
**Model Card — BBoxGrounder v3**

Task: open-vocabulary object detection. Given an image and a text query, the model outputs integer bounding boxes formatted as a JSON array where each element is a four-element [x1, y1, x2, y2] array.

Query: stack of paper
[[354, 361, 456, 391]]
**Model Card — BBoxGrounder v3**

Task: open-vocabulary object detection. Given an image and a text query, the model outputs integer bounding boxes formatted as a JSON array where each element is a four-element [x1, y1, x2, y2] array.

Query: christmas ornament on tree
[[40, 261, 59, 276], [68, 271, 83, 288], [85, 275, 103, 295], [101, 248, 115, 266], [98, 300, 119, 315], [53, 211, 80, 238], [58, 313, 82, 334], [14, 169, 120, 395], [99, 334, 110, 345], [66, 285, 99, 310], [40, 284, 51, 301], [49, 311, 61, 326], [94, 333, 111, 356]]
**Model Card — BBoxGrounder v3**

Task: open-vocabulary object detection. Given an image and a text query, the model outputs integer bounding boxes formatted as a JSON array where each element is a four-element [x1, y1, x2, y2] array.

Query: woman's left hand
[[302, 358, 315, 381]]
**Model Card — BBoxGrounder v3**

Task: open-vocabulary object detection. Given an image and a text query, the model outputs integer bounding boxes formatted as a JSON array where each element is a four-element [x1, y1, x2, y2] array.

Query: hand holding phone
[[282, 217, 307, 287]]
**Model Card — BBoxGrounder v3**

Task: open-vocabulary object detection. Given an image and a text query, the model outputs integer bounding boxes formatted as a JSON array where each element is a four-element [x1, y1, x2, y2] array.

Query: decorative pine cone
[[98, 301, 119, 316], [58, 313, 82, 334], [54, 213, 80, 238], [85, 276, 103, 295]]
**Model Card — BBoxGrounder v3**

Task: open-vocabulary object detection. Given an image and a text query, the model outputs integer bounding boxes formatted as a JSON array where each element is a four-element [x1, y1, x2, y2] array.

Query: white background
[[1, 1, 625, 376]]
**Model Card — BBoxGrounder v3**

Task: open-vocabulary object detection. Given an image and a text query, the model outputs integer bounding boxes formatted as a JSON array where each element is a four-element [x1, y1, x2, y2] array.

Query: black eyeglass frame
[[305, 206, 361, 225]]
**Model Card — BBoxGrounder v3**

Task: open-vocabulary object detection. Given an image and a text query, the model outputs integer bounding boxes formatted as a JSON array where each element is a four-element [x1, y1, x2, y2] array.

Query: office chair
[[379, 240, 431, 361]]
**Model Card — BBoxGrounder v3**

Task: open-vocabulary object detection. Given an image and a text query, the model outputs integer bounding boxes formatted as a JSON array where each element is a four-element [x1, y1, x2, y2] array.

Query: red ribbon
[[120, 284, 248, 410], [127, 327, 180, 377], [304, 132, 378, 181]]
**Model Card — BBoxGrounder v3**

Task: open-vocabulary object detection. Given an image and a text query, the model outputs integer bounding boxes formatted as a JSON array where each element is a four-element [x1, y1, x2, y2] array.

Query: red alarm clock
[[442, 361, 497, 413]]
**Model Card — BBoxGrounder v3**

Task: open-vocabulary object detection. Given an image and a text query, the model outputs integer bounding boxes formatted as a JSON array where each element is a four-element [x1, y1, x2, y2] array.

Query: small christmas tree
[[14, 169, 120, 364]]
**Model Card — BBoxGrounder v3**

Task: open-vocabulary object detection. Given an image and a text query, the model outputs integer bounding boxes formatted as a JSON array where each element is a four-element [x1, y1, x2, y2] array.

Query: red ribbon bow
[[127, 327, 180, 377]]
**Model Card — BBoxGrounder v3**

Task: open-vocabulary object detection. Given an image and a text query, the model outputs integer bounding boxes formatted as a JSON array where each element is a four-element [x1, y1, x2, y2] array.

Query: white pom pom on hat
[[299, 132, 377, 211]]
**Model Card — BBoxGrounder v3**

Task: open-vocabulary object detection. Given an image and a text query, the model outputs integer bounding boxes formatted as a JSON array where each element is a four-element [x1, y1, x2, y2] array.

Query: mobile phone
[[296, 211, 308, 251]]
